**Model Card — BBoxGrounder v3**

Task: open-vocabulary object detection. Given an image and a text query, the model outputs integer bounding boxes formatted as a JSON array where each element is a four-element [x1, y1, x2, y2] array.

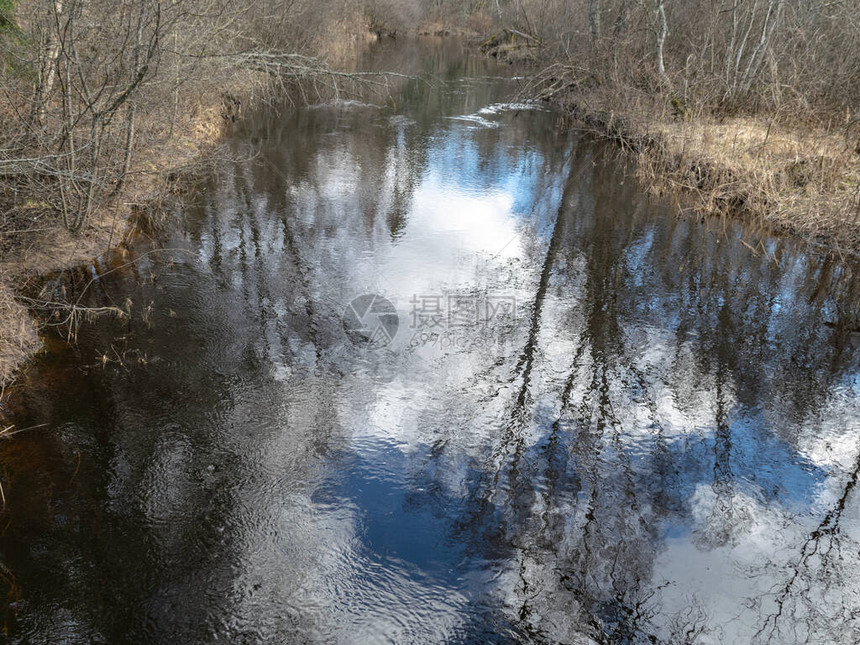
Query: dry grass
[[644, 117, 860, 252], [314, 17, 380, 67], [0, 281, 39, 387], [531, 68, 860, 257]]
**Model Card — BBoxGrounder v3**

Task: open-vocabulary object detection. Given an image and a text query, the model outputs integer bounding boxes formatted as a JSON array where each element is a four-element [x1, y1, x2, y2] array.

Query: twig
[[0, 423, 48, 438]]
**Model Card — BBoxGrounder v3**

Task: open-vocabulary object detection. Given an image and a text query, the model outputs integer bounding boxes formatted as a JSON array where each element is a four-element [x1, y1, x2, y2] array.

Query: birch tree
[[723, 0, 783, 100], [655, 0, 669, 86], [30, 0, 62, 123]]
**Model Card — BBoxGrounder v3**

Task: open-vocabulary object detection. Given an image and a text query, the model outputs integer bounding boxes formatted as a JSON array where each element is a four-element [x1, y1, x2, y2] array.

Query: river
[[2, 38, 860, 644]]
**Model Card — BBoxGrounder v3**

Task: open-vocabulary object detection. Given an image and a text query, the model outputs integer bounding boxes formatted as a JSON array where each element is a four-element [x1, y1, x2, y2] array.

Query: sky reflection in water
[[2, 38, 860, 644]]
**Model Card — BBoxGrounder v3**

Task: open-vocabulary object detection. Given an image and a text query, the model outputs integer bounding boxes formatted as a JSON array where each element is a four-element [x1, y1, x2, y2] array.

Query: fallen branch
[[229, 50, 421, 97]]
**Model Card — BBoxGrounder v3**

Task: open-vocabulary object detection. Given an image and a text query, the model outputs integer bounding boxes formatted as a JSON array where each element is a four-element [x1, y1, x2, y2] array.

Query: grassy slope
[[534, 70, 860, 256]]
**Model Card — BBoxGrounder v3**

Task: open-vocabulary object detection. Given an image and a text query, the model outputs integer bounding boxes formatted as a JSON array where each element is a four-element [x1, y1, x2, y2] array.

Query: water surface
[[3, 38, 860, 644]]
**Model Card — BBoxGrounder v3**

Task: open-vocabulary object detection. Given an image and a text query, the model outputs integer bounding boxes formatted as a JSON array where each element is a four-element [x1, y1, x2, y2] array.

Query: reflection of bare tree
[[754, 447, 860, 644], [433, 144, 666, 642], [425, 136, 860, 643]]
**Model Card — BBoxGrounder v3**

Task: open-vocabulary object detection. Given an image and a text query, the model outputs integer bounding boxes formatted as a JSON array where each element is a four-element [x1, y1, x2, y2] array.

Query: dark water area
[[2, 38, 860, 644]]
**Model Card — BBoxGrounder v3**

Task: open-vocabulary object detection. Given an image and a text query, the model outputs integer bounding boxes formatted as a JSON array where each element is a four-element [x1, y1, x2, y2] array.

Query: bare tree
[[655, 0, 669, 86], [30, 0, 63, 123], [738, 0, 782, 95], [588, 0, 600, 39], [613, 0, 630, 37], [723, 0, 783, 100]]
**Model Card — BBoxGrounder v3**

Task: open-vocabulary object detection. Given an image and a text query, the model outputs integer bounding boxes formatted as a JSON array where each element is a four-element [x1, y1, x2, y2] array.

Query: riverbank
[[531, 76, 860, 258], [0, 101, 226, 389], [0, 19, 383, 390]]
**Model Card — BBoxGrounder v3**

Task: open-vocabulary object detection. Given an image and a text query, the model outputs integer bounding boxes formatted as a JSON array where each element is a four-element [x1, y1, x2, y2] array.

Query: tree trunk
[[31, 0, 64, 123], [73, 119, 104, 232], [724, 0, 739, 86], [613, 0, 630, 37], [588, 0, 601, 39], [115, 0, 147, 194], [729, 0, 759, 95], [655, 0, 670, 86], [115, 103, 136, 195], [739, 0, 781, 95]]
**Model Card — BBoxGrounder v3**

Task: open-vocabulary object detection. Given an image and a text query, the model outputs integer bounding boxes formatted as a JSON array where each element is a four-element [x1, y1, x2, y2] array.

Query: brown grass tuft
[[0, 281, 39, 387], [642, 117, 860, 252]]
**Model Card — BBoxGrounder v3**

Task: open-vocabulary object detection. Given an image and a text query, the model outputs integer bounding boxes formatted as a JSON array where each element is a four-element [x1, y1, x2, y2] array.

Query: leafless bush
[[435, 0, 859, 119], [1, 0, 236, 236], [0, 0, 429, 245]]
